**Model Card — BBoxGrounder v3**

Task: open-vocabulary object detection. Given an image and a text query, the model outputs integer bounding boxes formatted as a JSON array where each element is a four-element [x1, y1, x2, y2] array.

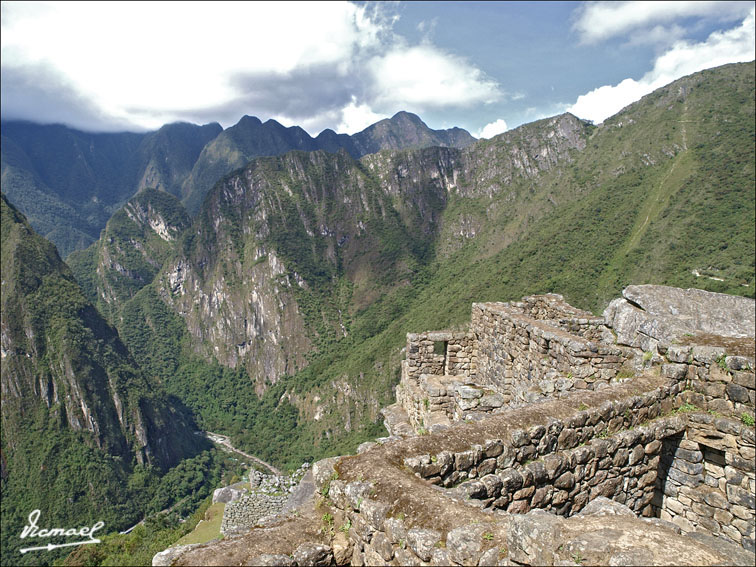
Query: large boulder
[[212, 486, 244, 504], [604, 285, 755, 351]]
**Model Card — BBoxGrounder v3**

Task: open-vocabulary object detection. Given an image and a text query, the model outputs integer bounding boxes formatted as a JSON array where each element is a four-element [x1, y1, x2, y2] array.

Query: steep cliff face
[[1, 194, 198, 467], [157, 148, 452, 386], [134, 121, 223, 197], [68, 188, 191, 323], [1, 195, 204, 560]]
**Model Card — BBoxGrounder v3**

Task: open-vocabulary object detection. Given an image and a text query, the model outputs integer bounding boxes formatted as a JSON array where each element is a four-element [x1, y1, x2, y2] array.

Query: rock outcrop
[[604, 284, 756, 353]]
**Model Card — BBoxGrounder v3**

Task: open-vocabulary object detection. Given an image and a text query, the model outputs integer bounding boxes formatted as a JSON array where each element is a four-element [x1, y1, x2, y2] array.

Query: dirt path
[[203, 431, 283, 476]]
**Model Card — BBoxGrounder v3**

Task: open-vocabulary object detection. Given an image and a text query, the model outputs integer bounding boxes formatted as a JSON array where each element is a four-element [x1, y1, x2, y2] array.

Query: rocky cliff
[[0, 194, 204, 559]]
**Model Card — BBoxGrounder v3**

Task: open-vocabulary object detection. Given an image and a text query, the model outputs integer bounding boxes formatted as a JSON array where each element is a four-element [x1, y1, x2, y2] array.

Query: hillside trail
[[203, 430, 283, 476]]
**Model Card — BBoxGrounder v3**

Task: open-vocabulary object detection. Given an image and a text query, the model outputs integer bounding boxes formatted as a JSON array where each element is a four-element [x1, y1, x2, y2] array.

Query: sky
[[1, 1, 754, 138]]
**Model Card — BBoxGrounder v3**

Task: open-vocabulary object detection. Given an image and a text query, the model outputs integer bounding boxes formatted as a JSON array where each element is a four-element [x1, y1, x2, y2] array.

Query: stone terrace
[[159, 286, 755, 566]]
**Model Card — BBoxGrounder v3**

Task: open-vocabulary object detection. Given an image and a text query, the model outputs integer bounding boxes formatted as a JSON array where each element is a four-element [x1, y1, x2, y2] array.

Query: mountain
[[0, 195, 206, 561], [0, 123, 145, 256], [67, 188, 191, 324], [179, 111, 476, 214], [0, 121, 221, 258], [85, 62, 753, 472], [133, 121, 223, 198], [1, 112, 475, 255]]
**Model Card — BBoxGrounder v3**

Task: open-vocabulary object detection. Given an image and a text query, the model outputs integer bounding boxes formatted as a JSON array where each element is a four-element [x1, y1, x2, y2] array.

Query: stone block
[[360, 499, 390, 531], [671, 459, 704, 476], [726, 383, 751, 403], [554, 471, 575, 490], [726, 484, 756, 509], [447, 523, 489, 566], [531, 486, 553, 508], [393, 547, 421, 566], [293, 543, 332, 567], [483, 439, 504, 459], [496, 447, 516, 469], [369, 531, 393, 562], [406, 528, 441, 562], [664, 496, 685, 516], [384, 518, 407, 545]]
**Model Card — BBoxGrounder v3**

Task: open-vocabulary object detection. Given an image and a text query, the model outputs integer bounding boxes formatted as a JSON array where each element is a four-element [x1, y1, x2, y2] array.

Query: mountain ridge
[[1, 112, 476, 255]]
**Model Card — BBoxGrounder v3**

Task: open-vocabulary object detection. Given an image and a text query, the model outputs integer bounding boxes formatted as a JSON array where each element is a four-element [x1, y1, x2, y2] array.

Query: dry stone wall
[[471, 301, 626, 406], [664, 345, 755, 414], [656, 414, 755, 552], [402, 331, 477, 381]]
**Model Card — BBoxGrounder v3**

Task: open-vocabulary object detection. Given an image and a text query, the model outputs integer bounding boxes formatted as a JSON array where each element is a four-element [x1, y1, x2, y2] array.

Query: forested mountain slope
[[0, 195, 207, 562]]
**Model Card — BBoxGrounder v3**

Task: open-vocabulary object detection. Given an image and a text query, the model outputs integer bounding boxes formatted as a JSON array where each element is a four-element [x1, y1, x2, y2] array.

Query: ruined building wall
[[656, 414, 755, 549], [664, 345, 755, 412], [471, 302, 625, 406]]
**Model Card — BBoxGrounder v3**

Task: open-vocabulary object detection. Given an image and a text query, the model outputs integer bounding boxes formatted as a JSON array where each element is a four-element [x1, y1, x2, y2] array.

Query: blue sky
[[1, 1, 754, 137]]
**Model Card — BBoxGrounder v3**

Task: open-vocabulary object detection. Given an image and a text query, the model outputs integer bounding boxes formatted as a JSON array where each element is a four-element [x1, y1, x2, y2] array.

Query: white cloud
[[1, 1, 503, 134], [476, 118, 508, 139], [337, 97, 386, 134], [573, 1, 752, 44], [568, 7, 755, 123], [368, 44, 501, 111]]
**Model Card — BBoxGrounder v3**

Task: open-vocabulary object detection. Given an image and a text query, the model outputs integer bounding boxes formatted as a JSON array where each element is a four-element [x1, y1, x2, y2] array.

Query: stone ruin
[[217, 463, 311, 536], [155, 285, 755, 566]]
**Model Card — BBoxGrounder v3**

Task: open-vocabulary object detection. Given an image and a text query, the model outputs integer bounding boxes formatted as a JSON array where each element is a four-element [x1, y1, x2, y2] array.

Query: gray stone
[[212, 486, 244, 504], [430, 548, 452, 566], [497, 447, 516, 469], [458, 385, 484, 399], [726, 356, 753, 371], [370, 531, 393, 562], [576, 496, 635, 517], [479, 393, 505, 409], [510, 429, 530, 447], [667, 467, 702, 487], [406, 528, 441, 562], [384, 517, 407, 544], [554, 471, 575, 490], [607, 550, 655, 566], [344, 482, 373, 511], [726, 484, 756, 509], [499, 469, 524, 493], [394, 547, 421, 566], [604, 286, 755, 350], [507, 509, 562, 565], [360, 499, 389, 531], [152, 544, 202, 566], [703, 491, 729, 509], [726, 383, 751, 403], [686, 532, 756, 566], [477, 547, 501, 566], [311, 456, 340, 493], [447, 524, 488, 566], [250, 554, 296, 566], [332, 532, 352, 566], [292, 543, 332, 566]]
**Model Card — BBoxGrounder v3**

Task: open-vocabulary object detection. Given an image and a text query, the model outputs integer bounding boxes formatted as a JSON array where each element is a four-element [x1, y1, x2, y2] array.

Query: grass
[[176, 502, 225, 545], [741, 413, 755, 427]]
